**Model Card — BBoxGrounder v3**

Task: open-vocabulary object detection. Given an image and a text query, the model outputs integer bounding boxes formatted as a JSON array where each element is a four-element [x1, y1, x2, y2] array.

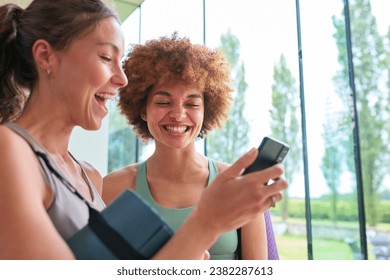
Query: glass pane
[[299, 0, 390, 260], [205, 0, 305, 259], [355, 0, 390, 260], [298, 0, 362, 260]]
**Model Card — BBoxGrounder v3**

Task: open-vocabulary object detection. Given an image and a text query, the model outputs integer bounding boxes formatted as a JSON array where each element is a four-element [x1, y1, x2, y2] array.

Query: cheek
[[88, 68, 108, 87], [198, 108, 205, 124], [147, 106, 168, 120], [74, 57, 107, 87]]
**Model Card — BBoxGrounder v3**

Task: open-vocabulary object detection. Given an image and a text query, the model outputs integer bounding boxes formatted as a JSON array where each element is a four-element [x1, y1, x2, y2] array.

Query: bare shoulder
[[78, 160, 103, 195], [103, 162, 140, 188], [0, 125, 40, 168], [215, 160, 231, 173], [0, 125, 48, 197], [102, 162, 140, 204], [0, 125, 21, 144]]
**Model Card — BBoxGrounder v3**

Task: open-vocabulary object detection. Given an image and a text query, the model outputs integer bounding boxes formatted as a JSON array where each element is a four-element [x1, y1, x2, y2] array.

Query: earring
[[198, 130, 205, 139], [46, 69, 51, 77]]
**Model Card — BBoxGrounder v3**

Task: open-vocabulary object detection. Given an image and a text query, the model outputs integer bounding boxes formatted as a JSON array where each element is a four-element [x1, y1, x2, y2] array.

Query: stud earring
[[46, 69, 51, 76]]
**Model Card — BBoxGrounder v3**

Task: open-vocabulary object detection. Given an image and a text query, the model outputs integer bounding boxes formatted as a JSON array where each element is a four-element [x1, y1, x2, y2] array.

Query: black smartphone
[[243, 136, 289, 175]]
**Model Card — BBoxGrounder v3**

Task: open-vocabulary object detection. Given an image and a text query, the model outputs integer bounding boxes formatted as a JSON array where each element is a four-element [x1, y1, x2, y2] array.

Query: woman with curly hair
[[103, 34, 280, 259]]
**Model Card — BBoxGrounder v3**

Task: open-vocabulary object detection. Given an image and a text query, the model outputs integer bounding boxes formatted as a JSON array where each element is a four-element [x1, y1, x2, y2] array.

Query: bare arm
[[0, 127, 74, 259], [240, 214, 267, 259]]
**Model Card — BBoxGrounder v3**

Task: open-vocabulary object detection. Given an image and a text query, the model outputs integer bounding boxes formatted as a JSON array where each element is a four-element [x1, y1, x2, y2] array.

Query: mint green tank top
[[135, 158, 238, 260]]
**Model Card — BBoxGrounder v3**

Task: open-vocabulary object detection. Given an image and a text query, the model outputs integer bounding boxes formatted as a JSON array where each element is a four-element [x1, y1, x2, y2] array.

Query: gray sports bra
[[5, 122, 105, 240]]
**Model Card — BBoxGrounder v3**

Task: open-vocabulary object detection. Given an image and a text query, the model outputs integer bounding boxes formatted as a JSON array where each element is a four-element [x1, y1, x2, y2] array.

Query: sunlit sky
[[118, 0, 390, 198]]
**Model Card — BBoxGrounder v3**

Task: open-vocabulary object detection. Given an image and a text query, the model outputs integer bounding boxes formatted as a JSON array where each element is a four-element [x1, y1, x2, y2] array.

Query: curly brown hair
[[118, 33, 233, 141]]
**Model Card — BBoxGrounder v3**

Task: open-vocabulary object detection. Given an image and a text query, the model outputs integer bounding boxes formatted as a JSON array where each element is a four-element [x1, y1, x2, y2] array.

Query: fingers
[[221, 148, 258, 178], [244, 163, 285, 186], [262, 178, 287, 210], [270, 190, 284, 208]]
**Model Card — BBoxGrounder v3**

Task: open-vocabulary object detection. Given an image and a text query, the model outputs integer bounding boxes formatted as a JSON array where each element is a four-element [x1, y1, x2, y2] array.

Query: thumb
[[222, 147, 258, 178]]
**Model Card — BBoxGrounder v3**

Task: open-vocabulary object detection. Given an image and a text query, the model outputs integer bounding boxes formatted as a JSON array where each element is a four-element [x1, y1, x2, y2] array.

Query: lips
[[94, 92, 115, 110], [164, 125, 190, 134], [95, 92, 115, 102]]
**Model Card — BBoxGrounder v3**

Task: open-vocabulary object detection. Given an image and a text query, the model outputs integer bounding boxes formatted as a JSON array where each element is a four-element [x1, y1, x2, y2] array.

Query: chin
[[81, 119, 103, 131]]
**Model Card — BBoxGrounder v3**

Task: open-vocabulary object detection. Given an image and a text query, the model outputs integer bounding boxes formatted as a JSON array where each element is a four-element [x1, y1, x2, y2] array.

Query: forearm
[[240, 214, 267, 260]]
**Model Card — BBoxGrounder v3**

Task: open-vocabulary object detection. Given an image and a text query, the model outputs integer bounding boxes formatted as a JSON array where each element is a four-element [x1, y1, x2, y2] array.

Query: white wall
[[69, 118, 109, 176]]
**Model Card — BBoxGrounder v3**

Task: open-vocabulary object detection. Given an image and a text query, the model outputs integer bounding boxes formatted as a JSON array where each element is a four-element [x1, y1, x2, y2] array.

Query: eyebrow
[[155, 91, 203, 99]]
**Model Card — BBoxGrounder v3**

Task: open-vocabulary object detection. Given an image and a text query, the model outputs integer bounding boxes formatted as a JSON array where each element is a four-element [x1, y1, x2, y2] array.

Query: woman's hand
[[193, 147, 287, 237]]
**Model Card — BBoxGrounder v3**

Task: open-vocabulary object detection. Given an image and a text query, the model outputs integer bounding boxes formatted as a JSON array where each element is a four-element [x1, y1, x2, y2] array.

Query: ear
[[32, 39, 55, 74], [141, 110, 147, 121]]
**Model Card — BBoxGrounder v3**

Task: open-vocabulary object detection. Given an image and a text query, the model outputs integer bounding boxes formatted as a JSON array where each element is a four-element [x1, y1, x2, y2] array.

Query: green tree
[[321, 99, 344, 224], [107, 101, 141, 172], [207, 29, 250, 163], [332, 0, 389, 226], [385, 28, 390, 174], [270, 54, 301, 221]]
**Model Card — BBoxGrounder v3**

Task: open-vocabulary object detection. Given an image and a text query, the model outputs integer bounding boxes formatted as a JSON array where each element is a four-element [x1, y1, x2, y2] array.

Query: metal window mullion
[[295, 0, 313, 260], [343, 0, 368, 260], [135, 4, 142, 162]]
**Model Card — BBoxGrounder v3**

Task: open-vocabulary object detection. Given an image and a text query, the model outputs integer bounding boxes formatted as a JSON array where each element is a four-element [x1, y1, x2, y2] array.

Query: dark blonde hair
[[0, 0, 118, 123], [119, 33, 233, 141]]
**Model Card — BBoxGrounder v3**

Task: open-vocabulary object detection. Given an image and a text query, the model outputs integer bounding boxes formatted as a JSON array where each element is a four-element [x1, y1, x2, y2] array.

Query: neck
[[14, 113, 73, 158], [147, 142, 207, 179], [14, 85, 75, 156]]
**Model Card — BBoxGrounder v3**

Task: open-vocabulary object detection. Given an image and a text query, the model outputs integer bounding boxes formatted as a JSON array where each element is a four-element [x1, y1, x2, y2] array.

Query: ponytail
[[0, 0, 118, 124], [0, 4, 28, 123]]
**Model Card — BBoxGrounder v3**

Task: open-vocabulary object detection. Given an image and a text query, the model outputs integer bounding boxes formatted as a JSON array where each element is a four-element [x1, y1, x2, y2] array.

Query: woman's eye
[[156, 102, 170, 106], [187, 103, 200, 107], [101, 55, 112, 62]]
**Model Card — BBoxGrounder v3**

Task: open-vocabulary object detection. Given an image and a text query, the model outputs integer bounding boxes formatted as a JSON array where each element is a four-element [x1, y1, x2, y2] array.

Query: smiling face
[[142, 81, 204, 150], [52, 17, 128, 130]]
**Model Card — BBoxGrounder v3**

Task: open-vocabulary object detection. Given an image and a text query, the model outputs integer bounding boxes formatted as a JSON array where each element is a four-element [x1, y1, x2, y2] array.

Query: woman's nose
[[169, 105, 186, 121], [112, 66, 128, 88]]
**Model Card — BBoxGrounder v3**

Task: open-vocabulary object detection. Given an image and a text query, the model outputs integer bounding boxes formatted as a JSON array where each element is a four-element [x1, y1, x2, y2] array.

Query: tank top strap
[[5, 122, 48, 154], [69, 152, 106, 208], [207, 157, 219, 184], [135, 161, 153, 200], [5, 122, 58, 190]]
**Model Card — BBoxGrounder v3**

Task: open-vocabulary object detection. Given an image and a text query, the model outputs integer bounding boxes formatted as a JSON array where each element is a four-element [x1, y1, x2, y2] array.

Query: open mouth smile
[[164, 125, 190, 134], [95, 93, 115, 103]]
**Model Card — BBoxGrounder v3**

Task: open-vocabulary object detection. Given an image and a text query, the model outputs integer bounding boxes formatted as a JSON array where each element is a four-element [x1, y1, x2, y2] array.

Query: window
[[106, 0, 390, 260]]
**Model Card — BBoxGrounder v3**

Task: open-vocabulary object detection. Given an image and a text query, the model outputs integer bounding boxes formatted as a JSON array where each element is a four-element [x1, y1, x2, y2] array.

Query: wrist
[[185, 208, 220, 248]]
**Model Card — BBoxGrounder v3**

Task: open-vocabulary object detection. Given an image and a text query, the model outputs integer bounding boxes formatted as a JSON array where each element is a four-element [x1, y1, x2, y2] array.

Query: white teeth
[[165, 125, 188, 133], [96, 93, 115, 100]]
